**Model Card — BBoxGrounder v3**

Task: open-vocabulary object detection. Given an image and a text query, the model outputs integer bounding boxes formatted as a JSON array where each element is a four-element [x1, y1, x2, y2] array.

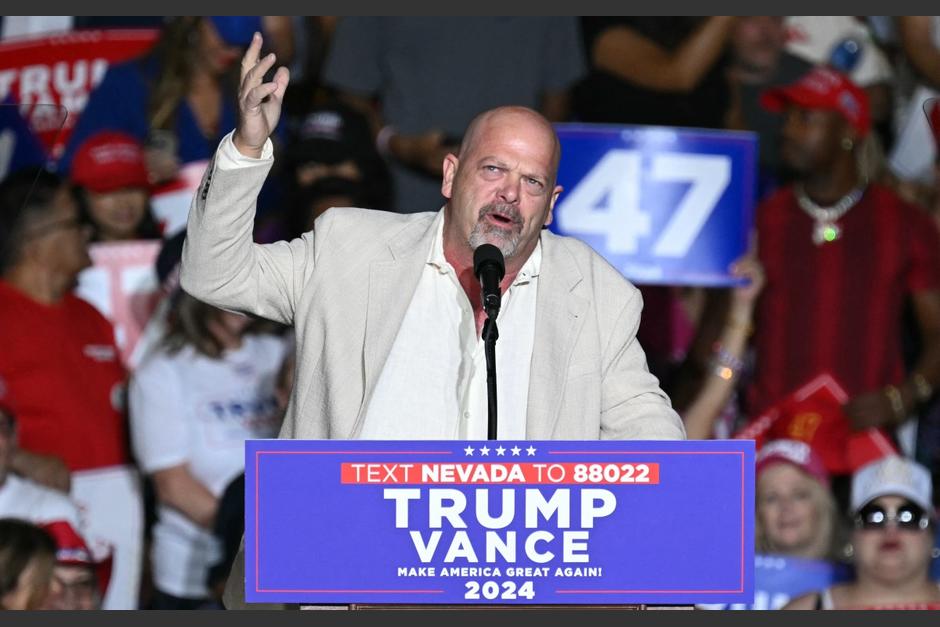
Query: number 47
[[555, 150, 731, 257]]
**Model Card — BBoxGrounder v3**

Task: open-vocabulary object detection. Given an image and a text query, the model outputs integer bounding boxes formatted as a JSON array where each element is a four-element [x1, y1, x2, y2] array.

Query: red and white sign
[[75, 240, 163, 370], [150, 158, 208, 236], [0, 29, 158, 158], [70, 465, 143, 610], [735, 373, 898, 474]]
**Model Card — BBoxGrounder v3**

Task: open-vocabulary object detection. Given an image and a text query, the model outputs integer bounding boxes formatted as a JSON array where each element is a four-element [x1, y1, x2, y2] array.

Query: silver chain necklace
[[795, 183, 866, 246]]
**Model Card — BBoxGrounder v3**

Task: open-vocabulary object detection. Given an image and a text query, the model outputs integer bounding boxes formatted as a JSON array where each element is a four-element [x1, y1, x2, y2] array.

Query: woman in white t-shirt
[[129, 291, 287, 608]]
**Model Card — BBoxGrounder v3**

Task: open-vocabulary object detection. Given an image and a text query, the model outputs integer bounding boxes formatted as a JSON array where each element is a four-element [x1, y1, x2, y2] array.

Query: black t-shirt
[[573, 17, 730, 129]]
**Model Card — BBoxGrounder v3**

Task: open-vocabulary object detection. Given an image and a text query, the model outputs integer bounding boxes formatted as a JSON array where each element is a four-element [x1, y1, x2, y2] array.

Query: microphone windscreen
[[473, 244, 505, 280]]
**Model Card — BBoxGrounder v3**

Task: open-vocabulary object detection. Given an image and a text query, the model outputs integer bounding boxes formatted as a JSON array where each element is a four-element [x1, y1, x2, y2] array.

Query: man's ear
[[840, 117, 860, 150], [441, 153, 459, 199], [543, 184, 563, 227]]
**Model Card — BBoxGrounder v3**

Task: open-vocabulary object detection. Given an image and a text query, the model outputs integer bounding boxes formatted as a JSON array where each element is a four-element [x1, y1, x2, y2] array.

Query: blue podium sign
[[551, 124, 757, 287], [245, 439, 754, 605]]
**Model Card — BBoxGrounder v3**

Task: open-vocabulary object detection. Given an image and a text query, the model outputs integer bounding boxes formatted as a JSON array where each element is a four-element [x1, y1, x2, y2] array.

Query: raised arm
[[898, 16, 940, 90], [180, 33, 314, 325], [592, 17, 736, 93], [681, 255, 763, 440]]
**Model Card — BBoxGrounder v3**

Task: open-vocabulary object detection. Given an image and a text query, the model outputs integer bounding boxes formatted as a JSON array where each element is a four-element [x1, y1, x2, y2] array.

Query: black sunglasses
[[854, 500, 931, 531]]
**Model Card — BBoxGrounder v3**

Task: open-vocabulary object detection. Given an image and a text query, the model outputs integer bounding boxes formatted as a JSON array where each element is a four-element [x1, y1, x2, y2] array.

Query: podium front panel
[[245, 439, 754, 606]]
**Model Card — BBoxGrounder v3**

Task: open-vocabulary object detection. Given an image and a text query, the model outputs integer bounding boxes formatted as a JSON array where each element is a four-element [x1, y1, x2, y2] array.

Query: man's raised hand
[[233, 32, 290, 158]]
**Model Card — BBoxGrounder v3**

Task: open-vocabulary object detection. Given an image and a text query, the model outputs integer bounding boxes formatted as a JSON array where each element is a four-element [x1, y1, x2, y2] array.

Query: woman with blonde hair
[[61, 17, 265, 185], [755, 439, 843, 561]]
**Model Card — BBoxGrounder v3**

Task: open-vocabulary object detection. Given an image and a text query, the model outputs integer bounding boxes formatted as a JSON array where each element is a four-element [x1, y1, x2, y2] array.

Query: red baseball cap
[[70, 131, 150, 193], [40, 520, 113, 597], [761, 66, 871, 138], [756, 438, 830, 489]]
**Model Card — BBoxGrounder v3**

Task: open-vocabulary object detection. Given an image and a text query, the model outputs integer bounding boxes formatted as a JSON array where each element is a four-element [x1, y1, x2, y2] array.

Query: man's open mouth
[[482, 208, 520, 227]]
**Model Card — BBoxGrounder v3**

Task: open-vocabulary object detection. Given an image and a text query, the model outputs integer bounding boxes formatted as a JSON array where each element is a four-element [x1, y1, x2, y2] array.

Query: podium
[[244, 439, 753, 609], [348, 604, 688, 611]]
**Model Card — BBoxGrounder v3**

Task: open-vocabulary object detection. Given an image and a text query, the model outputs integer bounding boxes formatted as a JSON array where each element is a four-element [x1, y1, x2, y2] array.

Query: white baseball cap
[[850, 456, 933, 515]]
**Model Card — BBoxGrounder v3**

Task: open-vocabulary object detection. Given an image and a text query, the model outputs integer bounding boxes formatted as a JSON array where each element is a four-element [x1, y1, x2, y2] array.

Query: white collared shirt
[[359, 212, 538, 440]]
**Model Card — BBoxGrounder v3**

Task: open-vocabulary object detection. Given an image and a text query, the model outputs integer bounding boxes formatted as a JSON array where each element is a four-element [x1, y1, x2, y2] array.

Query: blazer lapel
[[352, 215, 437, 435], [526, 235, 588, 439]]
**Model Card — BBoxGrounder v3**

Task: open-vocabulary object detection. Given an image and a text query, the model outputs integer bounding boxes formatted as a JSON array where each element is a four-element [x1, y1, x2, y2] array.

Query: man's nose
[[497, 176, 520, 204]]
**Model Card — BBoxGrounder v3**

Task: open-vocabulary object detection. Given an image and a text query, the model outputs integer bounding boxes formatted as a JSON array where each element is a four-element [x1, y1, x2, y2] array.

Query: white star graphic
[[510, 446, 521, 456], [479, 446, 491, 456], [526, 446, 537, 456], [464, 446, 474, 456], [495, 446, 506, 456]]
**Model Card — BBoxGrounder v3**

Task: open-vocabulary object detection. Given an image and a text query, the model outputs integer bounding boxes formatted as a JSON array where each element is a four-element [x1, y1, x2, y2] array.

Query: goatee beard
[[468, 203, 522, 259]]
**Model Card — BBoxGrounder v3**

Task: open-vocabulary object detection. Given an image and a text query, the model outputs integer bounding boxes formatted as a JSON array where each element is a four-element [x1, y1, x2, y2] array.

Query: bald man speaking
[[180, 33, 684, 608]]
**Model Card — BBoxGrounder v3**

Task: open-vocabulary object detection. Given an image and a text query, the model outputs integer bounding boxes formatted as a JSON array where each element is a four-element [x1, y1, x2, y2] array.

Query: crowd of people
[[0, 16, 939, 610]]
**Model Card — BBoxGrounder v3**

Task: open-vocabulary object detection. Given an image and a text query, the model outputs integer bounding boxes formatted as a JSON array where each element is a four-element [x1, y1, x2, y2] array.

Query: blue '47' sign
[[550, 124, 757, 287]]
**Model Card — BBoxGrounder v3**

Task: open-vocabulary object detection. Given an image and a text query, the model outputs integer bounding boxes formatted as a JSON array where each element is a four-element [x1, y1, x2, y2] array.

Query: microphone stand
[[482, 316, 499, 440]]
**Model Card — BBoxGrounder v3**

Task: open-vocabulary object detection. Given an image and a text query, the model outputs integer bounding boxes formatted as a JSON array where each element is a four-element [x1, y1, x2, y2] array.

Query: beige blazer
[[181, 154, 683, 442], [180, 151, 685, 608]]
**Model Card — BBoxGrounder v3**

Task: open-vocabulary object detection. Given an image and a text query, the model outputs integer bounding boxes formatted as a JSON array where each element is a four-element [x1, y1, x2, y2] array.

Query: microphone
[[473, 244, 505, 320]]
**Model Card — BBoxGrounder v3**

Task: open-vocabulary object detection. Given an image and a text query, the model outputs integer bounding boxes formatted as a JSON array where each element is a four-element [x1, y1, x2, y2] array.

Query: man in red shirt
[[0, 170, 142, 609], [751, 67, 940, 444], [0, 170, 128, 478]]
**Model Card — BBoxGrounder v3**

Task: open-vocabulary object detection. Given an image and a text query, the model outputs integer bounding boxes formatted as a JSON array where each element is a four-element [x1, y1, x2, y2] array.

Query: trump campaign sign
[[0, 29, 158, 158], [76, 240, 163, 369], [245, 439, 754, 606], [551, 124, 757, 287]]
